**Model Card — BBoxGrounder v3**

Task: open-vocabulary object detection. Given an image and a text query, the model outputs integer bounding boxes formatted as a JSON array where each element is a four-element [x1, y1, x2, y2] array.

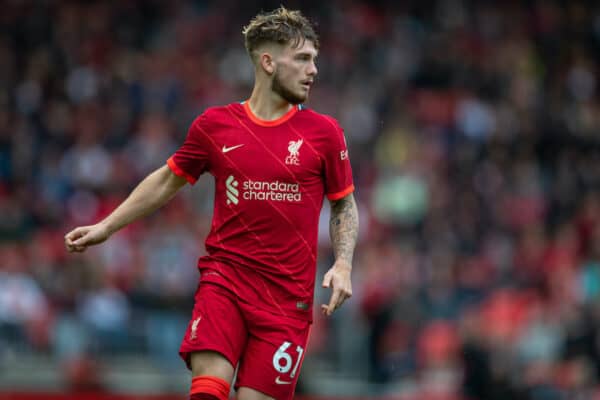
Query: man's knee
[[191, 351, 235, 379]]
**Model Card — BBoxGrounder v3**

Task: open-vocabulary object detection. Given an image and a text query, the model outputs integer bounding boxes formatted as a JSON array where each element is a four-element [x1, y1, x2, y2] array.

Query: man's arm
[[65, 164, 187, 253], [321, 193, 359, 316]]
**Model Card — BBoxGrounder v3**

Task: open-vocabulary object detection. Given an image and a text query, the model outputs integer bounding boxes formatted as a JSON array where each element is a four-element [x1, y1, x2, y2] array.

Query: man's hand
[[324, 193, 358, 317], [64, 223, 111, 253], [321, 260, 352, 316]]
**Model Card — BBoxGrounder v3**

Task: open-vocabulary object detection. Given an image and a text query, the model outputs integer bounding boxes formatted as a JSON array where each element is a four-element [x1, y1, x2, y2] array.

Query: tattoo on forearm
[[329, 194, 359, 264]]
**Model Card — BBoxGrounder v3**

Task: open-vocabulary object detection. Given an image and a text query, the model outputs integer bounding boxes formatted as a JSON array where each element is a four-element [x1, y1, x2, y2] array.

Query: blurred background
[[1, 0, 600, 399]]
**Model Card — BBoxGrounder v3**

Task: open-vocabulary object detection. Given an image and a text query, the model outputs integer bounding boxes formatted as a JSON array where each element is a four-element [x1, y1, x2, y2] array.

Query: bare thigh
[[191, 350, 235, 382], [236, 387, 275, 400]]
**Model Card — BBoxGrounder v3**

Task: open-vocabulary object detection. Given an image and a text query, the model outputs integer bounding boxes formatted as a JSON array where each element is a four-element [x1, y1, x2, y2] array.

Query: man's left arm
[[322, 193, 359, 316]]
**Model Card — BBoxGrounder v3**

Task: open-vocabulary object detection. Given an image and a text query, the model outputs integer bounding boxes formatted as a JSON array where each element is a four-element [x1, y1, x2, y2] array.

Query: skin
[[64, 164, 187, 251], [323, 193, 358, 316], [64, 38, 358, 400], [246, 38, 318, 119]]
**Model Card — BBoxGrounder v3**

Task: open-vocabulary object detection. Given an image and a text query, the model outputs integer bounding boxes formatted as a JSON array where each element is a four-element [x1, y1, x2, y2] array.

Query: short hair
[[242, 7, 319, 64]]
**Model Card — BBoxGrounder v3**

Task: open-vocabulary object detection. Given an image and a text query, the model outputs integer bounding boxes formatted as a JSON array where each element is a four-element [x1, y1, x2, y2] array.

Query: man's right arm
[[65, 164, 187, 253]]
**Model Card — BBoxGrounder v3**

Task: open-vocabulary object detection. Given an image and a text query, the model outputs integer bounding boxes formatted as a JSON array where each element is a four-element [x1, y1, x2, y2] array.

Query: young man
[[65, 7, 358, 400]]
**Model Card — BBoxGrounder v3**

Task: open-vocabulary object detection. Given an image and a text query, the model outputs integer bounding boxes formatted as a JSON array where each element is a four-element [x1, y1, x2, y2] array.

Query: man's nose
[[307, 61, 318, 76]]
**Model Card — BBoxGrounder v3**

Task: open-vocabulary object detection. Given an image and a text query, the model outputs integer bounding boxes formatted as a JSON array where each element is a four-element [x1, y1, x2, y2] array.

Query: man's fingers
[[322, 271, 332, 288], [321, 265, 353, 316], [73, 234, 90, 246], [65, 227, 86, 241], [334, 290, 351, 310], [65, 241, 86, 253], [321, 303, 333, 315], [65, 227, 91, 252], [321, 291, 348, 316], [339, 286, 352, 306], [336, 293, 348, 309], [325, 290, 341, 316]]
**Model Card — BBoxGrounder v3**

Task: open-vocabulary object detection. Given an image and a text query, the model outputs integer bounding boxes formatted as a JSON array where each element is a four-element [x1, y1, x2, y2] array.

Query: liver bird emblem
[[288, 139, 303, 156], [286, 139, 303, 165]]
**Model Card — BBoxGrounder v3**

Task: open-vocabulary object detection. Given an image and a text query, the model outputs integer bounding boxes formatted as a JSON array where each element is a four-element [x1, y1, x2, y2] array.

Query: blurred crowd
[[2, 0, 600, 399]]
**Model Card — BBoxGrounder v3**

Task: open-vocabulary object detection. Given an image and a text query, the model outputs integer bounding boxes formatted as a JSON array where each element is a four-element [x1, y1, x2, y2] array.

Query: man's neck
[[247, 85, 293, 121]]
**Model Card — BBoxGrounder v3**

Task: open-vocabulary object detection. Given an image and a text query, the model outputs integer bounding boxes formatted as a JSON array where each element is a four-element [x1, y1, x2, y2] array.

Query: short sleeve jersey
[[167, 102, 354, 321]]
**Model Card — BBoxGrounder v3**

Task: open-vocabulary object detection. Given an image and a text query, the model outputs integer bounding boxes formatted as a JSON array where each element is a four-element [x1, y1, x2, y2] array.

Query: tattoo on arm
[[329, 194, 359, 265]]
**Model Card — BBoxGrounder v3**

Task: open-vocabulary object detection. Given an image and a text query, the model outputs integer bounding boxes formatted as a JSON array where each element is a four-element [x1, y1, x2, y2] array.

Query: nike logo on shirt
[[275, 376, 293, 385], [222, 144, 244, 153]]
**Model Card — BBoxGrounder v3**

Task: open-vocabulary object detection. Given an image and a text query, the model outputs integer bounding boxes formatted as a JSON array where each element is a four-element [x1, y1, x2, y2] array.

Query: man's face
[[271, 39, 318, 104]]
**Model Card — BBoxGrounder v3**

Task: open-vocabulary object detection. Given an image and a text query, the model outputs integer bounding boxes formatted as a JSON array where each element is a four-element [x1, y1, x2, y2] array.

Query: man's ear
[[259, 52, 276, 75]]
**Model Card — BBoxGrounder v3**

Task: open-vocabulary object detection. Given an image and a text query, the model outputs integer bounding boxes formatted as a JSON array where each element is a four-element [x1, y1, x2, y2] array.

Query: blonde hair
[[242, 6, 319, 64]]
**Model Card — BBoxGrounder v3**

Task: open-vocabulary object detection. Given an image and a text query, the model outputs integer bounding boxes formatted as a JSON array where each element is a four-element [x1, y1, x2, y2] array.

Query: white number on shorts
[[272, 341, 304, 377], [290, 345, 303, 378]]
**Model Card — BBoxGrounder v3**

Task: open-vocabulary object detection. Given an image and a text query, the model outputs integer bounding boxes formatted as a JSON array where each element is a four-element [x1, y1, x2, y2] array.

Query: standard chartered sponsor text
[[243, 179, 302, 202]]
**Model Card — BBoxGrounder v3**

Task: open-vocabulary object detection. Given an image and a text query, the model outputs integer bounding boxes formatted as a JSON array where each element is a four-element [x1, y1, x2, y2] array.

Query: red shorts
[[179, 282, 311, 400]]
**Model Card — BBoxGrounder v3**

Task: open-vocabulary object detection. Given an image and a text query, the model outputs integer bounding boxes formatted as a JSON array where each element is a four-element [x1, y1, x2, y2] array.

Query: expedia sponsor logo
[[225, 175, 302, 204]]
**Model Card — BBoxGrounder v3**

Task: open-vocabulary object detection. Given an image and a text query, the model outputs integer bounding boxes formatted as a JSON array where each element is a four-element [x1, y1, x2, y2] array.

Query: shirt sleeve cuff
[[167, 157, 197, 185], [326, 184, 354, 201]]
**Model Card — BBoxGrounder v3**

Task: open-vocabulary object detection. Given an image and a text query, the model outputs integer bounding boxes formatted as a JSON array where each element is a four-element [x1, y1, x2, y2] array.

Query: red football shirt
[[167, 102, 354, 321]]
